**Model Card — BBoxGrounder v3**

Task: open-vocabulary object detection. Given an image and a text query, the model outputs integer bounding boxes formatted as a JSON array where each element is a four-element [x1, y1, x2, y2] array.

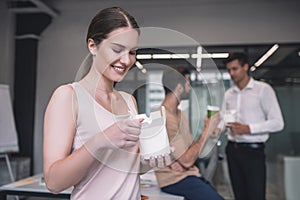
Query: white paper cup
[[224, 110, 236, 125]]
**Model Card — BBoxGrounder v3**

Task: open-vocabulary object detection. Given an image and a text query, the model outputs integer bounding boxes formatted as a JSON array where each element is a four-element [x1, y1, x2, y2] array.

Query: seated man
[[154, 67, 224, 200]]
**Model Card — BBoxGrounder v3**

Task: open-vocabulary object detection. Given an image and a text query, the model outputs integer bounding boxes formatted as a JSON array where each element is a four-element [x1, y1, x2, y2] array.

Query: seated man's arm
[[176, 113, 220, 169]]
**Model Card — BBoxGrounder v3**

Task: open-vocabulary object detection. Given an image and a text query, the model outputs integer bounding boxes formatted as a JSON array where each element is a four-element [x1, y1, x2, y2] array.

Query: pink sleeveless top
[[70, 82, 140, 200]]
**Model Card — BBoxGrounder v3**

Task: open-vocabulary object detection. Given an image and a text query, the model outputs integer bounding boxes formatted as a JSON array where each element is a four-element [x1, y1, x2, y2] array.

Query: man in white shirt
[[218, 52, 284, 200]]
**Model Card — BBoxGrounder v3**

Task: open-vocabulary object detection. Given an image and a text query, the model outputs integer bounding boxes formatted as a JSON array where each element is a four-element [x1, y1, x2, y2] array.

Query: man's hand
[[205, 113, 220, 132], [211, 128, 222, 138], [169, 161, 186, 172], [227, 122, 250, 135]]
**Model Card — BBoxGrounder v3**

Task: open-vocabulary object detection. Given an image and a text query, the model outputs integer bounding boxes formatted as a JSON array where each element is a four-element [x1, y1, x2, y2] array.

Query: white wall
[[1, 0, 300, 173]]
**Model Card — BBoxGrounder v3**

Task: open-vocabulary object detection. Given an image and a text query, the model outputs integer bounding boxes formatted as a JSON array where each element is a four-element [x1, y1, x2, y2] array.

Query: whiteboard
[[0, 84, 19, 153]]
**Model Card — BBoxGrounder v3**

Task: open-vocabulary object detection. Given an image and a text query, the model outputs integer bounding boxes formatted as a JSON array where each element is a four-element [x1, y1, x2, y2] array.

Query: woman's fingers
[[143, 153, 173, 168], [157, 156, 164, 168], [164, 153, 172, 166], [118, 118, 142, 136], [149, 157, 157, 167]]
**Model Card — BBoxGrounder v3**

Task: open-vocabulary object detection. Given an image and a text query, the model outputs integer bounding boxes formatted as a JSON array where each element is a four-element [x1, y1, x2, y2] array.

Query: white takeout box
[[135, 106, 170, 159]]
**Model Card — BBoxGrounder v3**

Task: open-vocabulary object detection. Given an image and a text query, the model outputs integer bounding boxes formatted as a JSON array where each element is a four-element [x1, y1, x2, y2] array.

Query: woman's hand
[[141, 153, 172, 168], [140, 146, 175, 168], [103, 118, 143, 150]]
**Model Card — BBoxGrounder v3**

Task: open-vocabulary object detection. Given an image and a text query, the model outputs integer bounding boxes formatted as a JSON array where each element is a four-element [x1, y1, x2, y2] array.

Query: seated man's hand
[[170, 161, 186, 172], [211, 128, 222, 138], [206, 113, 220, 129]]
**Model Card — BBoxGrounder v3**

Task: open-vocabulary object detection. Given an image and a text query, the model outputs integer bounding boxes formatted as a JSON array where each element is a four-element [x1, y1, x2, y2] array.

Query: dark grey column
[[13, 13, 52, 174]]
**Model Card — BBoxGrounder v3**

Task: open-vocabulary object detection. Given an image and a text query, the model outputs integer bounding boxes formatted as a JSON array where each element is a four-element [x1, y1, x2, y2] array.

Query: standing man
[[220, 52, 284, 200], [154, 66, 224, 200]]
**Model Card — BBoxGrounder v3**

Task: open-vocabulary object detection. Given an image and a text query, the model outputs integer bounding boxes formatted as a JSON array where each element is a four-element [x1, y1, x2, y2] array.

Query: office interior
[[0, 0, 300, 199]]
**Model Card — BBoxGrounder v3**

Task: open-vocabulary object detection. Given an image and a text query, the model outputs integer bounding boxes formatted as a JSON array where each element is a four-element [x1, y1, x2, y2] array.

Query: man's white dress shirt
[[222, 78, 284, 143]]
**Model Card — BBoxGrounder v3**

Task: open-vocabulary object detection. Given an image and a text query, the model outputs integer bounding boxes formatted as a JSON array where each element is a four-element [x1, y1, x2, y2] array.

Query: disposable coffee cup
[[207, 105, 220, 118], [224, 110, 236, 126]]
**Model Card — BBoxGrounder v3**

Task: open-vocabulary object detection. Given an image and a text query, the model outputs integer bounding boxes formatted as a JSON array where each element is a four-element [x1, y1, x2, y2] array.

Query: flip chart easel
[[0, 84, 19, 184]]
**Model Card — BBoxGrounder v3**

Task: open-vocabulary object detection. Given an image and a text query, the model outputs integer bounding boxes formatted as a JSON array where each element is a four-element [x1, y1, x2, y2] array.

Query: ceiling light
[[141, 68, 147, 74], [254, 44, 279, 67], [137, 49, 228, 61], [152, 54, 171, 59], [135, 61, 143, 69], [298, 52, 300, 56], [211, 53, 229, 58], [250, 66, 256, 72], [190, 72, 196, 81], [191, 53, 229, 59], [222, 73, 231, 80], [196, 46, 202, 68], [171, 54, 190, 59], [136, 54, 152, 59]]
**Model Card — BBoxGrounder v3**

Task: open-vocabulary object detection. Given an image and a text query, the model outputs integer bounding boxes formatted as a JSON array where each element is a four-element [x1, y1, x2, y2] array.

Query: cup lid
[[207, 105, 220, 111]]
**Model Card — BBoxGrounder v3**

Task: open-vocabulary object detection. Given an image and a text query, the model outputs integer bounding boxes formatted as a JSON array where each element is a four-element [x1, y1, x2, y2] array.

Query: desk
[[0, 173, 183, 200], [0, 174, 71, 199], [140, 171, 184, 200]]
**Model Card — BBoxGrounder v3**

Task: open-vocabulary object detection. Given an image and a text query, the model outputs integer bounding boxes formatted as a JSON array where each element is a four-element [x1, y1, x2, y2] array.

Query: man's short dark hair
[[162, 66, 190, 95], [223, 52, 249, 66]]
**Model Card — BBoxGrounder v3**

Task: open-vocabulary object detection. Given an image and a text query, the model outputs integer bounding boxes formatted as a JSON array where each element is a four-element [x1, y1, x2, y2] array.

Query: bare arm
[[43, 85, 96, 193], [177, 113, 220, 168], [43, 85, 142, 193]]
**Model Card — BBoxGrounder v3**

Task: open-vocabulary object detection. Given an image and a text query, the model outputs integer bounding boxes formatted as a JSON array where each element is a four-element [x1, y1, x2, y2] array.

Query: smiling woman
[[42, 7, 170, 200], [88, 27, 139, 82]]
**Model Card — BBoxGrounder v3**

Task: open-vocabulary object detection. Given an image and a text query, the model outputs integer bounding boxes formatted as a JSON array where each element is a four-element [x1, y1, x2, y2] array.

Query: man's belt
[[228, 141, 265, 149]]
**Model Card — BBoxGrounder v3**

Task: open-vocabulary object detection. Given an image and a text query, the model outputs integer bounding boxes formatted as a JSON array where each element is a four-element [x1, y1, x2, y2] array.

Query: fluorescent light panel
[[136, 54, 152, 59], [191, 54, 199, 59], [250, 66, 256, 72], [254, 44, 279, 67], [137, 53, 228, 59], [191, 53, 229, 59], [211, 53, 229, 58], [152, 54, 172, 59], [141, 68, 147, 74], [135, 61, 143, 69], [171, 54, 190, 59], [135, 61, 147, 74]]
